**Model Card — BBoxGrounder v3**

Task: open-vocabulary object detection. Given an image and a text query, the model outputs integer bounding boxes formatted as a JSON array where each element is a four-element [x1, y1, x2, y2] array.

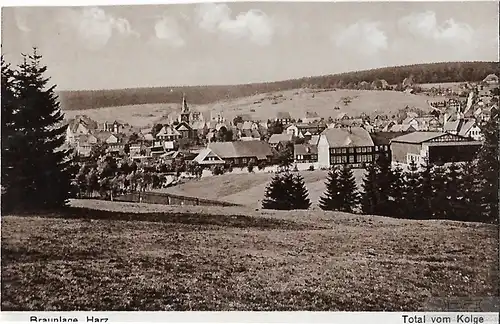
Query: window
[[367, 147, 372, 153], [356, 147, 362, 153], [349, 155, 355, 163], [348, 148, 354, 153], [342, 148, 347, 154], [375, 146, 378, 152]]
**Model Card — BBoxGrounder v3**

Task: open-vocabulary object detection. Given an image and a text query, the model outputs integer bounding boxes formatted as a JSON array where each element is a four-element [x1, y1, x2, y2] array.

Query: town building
[[390, 132, 482, 166], [317, 127, 375, 169], [275, 111, 292, 125], [268, 133, 293, 148], [194, 141, 274, 167], [293, 144, 318, 163], [369, 132, 408, 161]]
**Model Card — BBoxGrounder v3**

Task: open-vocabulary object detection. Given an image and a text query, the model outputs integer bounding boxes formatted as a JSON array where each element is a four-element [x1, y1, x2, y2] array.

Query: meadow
[[62, 89, 440, 128], [2, 200, 498, 311]]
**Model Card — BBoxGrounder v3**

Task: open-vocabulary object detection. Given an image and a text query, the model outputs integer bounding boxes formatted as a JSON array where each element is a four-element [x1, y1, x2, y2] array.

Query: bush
[[308, 165, 315, 171]]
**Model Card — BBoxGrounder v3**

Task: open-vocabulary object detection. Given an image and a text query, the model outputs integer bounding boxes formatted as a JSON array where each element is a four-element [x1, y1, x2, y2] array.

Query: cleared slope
[[2, 202, 497, 311]]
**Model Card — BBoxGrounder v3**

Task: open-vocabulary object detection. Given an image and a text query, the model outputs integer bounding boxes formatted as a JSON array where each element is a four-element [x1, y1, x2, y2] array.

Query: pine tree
[[291, 174, 311, 209], [319, 167, 342, 211], [443, 162, 462, 220], [338, 165, 359, 213], [459, 161, 482, 222], [403, 161, 421, 219], [262, 172, 311, 210], [262, 173, 289, 210], [390, 165, 406, 218], [361, 162, 378, 214], [374, 153, 392, 215], [430, 165, 448, 219], [475, 109, 499, 222], [1, 56, 18, 208], [2, 49, 75, 211], [416, 161, 434, 219]]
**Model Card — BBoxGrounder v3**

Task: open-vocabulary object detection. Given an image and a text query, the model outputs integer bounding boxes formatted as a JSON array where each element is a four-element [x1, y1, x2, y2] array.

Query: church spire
[[181, 93, 188, 113]]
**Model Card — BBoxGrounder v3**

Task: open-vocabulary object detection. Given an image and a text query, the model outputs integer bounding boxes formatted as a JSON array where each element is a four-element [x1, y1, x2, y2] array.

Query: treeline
[[59, 61, 500, 110], [262, 107, 499, 223]]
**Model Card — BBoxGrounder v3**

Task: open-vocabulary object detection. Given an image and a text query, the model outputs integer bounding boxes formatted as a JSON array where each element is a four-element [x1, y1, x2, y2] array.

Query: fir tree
[[374, 153, 392, 215], [360, 162, 378, 214], [338, 165, 359, 213], [475, 109, 499, 222], [390, 165, 406, 218], [416, 161, 434, 219], [262, 173, 289, 210], [1, 56, 18, 207], [459, 161, 483, 222], [430, 165, 448, 219], [262, 172, 310, 210], [291, 174, 311, 209], [403, 161, 421, 219], [2, 49, 75, 211], [319, 167, 342, 211]]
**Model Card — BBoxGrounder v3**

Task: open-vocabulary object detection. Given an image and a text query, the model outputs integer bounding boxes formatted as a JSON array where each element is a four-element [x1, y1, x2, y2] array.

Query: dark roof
[[294, 144, 318, 156], [268, 133, 293, 144], [370, 132, 409, 146], [208, 141, 273, 159], [390, 131, 448, 144]]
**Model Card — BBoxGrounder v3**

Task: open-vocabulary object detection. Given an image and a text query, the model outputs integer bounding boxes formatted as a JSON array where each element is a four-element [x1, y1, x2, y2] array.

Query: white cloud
[[154, 17, 186, 48], [58, 7, 139, 51], [195, 3, 277, 46], [333, 21, 388, 55], [399, 11, 475, 44]]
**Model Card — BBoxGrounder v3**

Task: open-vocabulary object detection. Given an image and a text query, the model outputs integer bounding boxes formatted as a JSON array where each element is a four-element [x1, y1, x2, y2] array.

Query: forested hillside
[[59, 61, 500, 110]]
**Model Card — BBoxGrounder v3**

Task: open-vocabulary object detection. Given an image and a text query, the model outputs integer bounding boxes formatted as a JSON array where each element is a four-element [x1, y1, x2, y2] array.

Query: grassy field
[[2, 200, 498, 311], [155, 169, 366, 208], [62, 88, 440, 127]]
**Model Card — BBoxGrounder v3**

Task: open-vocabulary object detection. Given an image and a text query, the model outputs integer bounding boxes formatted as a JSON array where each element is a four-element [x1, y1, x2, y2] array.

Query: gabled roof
[[390, 124, 416, 132], [175, 122, 192, 131], [268, 133, 293, 144], [158, 125, 181, 136], [294, 144, 318, 156], [320, 127, 374, 147], [94, 131, 113, 142], [370, 132, 409, 146], [193, 148, 225, 164], [458, 120, 477, 137], [208, 141, 273, 159], [391, 131, 452, 144]]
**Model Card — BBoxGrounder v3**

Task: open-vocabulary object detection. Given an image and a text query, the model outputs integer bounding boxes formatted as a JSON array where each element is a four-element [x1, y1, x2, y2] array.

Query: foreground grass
[[2, 204, 498, 311]]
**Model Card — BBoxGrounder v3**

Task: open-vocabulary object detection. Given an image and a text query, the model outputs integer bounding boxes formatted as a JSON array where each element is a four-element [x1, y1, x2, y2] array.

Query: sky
[[1, 2, 499, 90]]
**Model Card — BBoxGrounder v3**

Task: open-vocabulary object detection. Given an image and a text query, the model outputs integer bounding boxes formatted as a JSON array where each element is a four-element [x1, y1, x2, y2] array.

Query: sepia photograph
[[1, 1, 499, 315]]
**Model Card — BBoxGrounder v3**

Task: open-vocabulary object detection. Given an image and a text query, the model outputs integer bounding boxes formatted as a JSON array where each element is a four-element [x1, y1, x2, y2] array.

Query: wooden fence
[[114, 191, 240, 207]]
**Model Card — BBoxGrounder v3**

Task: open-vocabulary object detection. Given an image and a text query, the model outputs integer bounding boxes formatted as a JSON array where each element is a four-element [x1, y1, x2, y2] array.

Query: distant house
[[444, 118, 483, 141], [317, 127, 375, 168], [195, 141, 274, 167], [157, 125, 182, 141], [193, 148, 226, 166], [369, 132, 408, 161], [74, 134, 98, 157], [239, 129, 261, 141], [294, 144, 318, 163], [65, 115, 98, 145], [308, 135, 320, 146], [275, 111, 292, 125], [303, 111, 321, 123], [175, 121, 194, 139], [268, 133, 293, 148], [390, 132, 482, 166], [390, 124, 417, 133], [286, 123, 327, 138]]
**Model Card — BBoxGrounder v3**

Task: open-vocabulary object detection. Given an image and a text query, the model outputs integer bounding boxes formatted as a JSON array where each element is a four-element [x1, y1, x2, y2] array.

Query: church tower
[[180, 93, 190, 124]]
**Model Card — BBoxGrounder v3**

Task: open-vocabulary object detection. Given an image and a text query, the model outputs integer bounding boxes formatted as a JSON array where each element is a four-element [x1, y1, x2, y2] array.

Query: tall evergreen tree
[[360, 162, 378, 215], [319, 167, 342, 211], [374, 153, 393, 215], [403, 161, 421, 219], [338, 165, 359, 213], [416, 161, 434, 219], [475, 108, 499, 223], [262, 172, 310, 210], [459, 161, 483, 222], [291, 174, 311, 210], [430, 165, 448, 219], [2, 49, 75, 211], [1, 56, 18, 205], [390, 165, 406, 218]]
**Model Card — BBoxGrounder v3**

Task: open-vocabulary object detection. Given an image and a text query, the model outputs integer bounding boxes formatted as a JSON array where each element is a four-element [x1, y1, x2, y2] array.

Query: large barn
[[390, 132, 482, 166]]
